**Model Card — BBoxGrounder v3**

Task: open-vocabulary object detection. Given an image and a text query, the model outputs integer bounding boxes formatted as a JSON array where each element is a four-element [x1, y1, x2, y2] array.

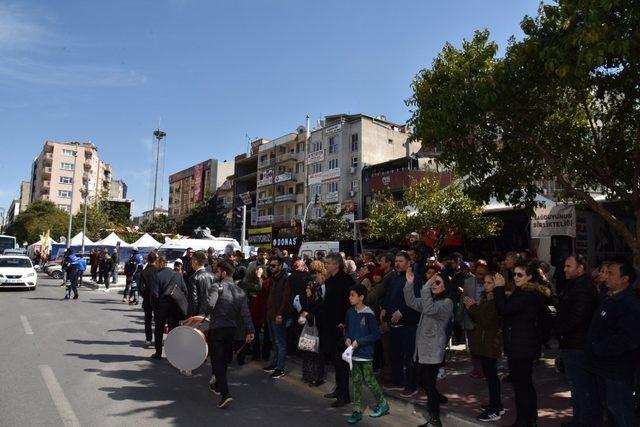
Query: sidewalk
[[280, 344, 571, 426]]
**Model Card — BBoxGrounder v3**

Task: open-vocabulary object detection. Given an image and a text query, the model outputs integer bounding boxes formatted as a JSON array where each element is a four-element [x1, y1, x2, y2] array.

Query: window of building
[[312, 163, 322, 174], [328, 158, 339, 170], [310, 184, 322, 196], [296, 183, 304, 194], [296, 142, 305, 153], [60, 162, 74, 171], [351, 134, 359, 151], [351, 180, 359, 190], [58, 190, 72, 198], [315, 207, 322, 218], [296, 162, 304, 174], [328, 181, 339, 193], [329, 137, 339, 154], [312, 141, 323, 152], [59, 176, 73, 184], [62, 149, 76, 157], [352, 157, 359, 168], [57, 204, 70, 212]]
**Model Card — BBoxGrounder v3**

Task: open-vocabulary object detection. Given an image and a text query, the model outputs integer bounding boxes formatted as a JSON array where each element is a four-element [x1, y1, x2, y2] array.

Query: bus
[[0, 235, 17, 254]]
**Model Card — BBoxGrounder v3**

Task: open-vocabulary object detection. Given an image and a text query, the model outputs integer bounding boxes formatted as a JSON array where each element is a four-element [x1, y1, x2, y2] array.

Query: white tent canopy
[[95, 232, 131, 247], [132, 233, 162, 249], [483, 194, 557, 213], [69, 232, 95, 246]]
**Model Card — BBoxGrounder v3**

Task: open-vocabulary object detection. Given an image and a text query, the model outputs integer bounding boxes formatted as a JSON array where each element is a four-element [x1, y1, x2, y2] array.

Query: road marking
[[39, 365, 81, 427], [20, 315, 33, 335]]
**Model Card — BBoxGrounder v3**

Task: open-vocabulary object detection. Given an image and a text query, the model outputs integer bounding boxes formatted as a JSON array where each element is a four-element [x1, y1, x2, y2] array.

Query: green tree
[[142, 214, 177, 234], [73, 202, 111, 240], [407, 0, 640, 262], [6, 201, 68, 244], [306, 204, 352, 241], [178, 193, 228, 236], [366, 192, 411, 246]]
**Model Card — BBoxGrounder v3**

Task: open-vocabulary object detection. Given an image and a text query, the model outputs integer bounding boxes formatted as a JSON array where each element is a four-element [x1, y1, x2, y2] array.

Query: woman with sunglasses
[[404, 268, 453, 427], [494, 261, 552, 427]]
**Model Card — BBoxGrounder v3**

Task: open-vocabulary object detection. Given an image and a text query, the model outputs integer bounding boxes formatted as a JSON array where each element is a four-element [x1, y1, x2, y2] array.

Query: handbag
[[297, 323, 319, 353], [163, 281, 188, 317]]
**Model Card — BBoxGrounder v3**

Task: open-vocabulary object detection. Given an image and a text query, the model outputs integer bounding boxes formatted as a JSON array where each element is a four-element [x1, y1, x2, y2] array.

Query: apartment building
[[233, 139, 268, 235], [255, 128, 308, 227], [30, 141, 112, 214], [216, 176, 234, 234], [167, 159, 234, 221], [109, 179, 128, 200], [306, 114, 421, 220]]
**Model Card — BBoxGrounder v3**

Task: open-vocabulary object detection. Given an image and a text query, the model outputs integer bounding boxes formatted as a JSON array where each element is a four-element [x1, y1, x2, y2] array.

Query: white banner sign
[[531, 205, 576, 238], [325, 123, 342, 135], [308, 172, 323, 185], [321, 168, 341, 183], [306, 150, 325, 165]]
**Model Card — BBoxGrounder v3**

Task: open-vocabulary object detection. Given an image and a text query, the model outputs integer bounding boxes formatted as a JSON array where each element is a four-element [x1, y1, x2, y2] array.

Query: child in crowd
[[345, 284, 390, 424]]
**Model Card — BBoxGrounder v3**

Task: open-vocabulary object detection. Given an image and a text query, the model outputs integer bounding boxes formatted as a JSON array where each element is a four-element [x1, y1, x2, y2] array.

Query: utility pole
[[66, 145, 79, 249], [81, 175, 89, 253], [240, 204, 246, 254], [152, 129, 166, 213]]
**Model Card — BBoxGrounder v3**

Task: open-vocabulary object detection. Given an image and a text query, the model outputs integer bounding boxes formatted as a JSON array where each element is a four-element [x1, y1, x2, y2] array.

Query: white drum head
[[165, 326, 208, 371]]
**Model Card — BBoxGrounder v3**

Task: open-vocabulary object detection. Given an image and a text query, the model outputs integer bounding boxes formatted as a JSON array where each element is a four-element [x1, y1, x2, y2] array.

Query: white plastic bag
[[342, 345, 354, 370], [297, 323, 319, 353]]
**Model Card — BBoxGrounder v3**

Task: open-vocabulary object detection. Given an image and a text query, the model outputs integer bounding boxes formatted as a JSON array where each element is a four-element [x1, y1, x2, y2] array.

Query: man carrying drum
[[204, 259, 255, 409]]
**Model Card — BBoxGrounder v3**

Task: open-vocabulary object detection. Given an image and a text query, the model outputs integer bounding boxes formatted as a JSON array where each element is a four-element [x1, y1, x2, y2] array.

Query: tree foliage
[[178, 193, 228, 236], [5, 201, 69, 244], [367, 179, 500, 255], [306, 204, 352, 241], [407, 0, 640, 262], [366, 192, 410, 246], [142, 214, 177, 234]]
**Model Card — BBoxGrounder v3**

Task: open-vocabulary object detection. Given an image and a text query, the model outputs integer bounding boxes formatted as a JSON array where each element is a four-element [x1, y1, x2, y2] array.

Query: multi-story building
[[216, 176, 234, 235], [306, 114, 421, 221], [361, 153, 450, 218], [6, 199, 20, 226], [30, 141, 112, 214], [109, 179, 128, 200], [19, 181, 30, 212], [233, 139, 268, 236], [256, 128, 308, 226], [168, 159, 234, 221]]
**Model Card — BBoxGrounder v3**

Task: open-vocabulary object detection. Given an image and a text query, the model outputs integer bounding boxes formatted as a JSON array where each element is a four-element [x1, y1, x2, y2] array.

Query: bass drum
[[165, 316, 209, 371]]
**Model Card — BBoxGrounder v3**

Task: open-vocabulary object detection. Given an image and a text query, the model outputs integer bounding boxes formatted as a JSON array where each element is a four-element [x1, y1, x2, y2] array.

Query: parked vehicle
[[157, 237, 241, 268], [0, 235, 17, 254], [298, 241, 340, 259]]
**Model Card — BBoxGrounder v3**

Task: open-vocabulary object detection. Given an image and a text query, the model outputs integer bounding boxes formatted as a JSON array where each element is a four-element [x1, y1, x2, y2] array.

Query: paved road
[[0, 275, 426, 427]]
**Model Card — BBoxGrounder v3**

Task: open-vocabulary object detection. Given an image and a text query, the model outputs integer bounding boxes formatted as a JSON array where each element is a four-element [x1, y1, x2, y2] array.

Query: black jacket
[[557, 274, 598, 350], [188, 268, 216, 317], [204, 276, 255, 334], [319, 269, 354, 355], [289, 271, 312, 300], [585, 286, 640, 384], [139, 264, 158, 301], [494, 283, 551, 360]]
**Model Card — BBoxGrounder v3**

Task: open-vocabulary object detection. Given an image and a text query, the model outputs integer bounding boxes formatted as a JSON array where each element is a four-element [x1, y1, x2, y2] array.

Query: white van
[[158, 237, 241, 268], [298, 241, 340, 259]]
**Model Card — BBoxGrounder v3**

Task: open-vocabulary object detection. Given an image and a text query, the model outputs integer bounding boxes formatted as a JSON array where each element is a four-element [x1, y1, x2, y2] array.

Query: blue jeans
[[588, 372, 636, 427], [561, 350, 591, 425], [269, 321, 287, 371], [389, 325, 417, 390]]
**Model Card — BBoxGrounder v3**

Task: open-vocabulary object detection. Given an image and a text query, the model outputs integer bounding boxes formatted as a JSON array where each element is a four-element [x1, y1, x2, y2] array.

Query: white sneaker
[[209, 375, 216, 385], [104, 289, 110, 293], [437, 367, 447, 380], [180, 370, 193, 376], [144, 340, 152, 346]]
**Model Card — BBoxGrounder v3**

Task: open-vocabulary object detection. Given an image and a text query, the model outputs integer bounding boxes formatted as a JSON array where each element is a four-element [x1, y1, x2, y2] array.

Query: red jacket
[[251, 276, 271, 323]]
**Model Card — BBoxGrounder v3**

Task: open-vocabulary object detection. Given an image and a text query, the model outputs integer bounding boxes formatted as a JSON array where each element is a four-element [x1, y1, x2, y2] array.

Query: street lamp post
[[81, 175, 89, 253], [66, 146, 79, 249], [152, 129, 166, 213]]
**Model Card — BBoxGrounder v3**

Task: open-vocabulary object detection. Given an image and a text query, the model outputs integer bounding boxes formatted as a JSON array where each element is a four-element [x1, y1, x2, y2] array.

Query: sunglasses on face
[[515, 272, 526, 278]]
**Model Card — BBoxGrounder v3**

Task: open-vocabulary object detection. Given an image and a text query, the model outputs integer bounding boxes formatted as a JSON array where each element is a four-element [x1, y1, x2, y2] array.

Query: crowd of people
[[60, 243, 640, 427]]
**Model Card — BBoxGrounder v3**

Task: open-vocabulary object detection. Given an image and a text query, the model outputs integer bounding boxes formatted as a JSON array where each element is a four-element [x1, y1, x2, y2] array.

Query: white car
[[0, 255, 38, 290]]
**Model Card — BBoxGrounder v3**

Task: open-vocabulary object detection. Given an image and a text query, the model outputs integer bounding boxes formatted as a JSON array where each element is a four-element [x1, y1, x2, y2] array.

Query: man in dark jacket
[[585, 257, 640, 427], [321, 252, 355, 408], [138, 251, 159, 345], [264, 256, 291, 379], [557, 254, 598, 427], [151, 256, 187, 360], [181, 247, 195, 281], [204, 260, 254, 409], [188, 251, 216, 317], [380, 251, 421, 397]]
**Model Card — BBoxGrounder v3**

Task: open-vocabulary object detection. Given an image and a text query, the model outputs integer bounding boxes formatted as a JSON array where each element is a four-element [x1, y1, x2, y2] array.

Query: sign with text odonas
[[531, 205, 576, 238]]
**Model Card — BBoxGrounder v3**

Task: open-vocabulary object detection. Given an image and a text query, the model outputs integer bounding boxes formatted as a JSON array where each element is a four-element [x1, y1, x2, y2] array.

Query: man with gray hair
[[320, 252, 355, 407]]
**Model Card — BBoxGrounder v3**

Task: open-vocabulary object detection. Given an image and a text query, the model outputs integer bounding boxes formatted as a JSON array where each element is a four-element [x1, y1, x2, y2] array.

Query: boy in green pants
[[345, 284, 390, 424]]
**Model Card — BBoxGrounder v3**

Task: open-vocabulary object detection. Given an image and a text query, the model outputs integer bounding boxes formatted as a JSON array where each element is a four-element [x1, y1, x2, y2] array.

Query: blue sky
[[0, 0, 540, 216]]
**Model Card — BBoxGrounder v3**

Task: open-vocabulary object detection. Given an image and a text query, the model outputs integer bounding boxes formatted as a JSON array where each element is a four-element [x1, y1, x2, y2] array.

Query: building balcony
[[43, 152, 53, 165], [274, 171, 297, 184], [40, 187, 50, 196], [42, 180, 50, 189], [258, 158, 274, 168], [274, 193, 298, 203], [84, 160, 92, 170], [43, 166, 52, 178], [276, 153, 298, 163]]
